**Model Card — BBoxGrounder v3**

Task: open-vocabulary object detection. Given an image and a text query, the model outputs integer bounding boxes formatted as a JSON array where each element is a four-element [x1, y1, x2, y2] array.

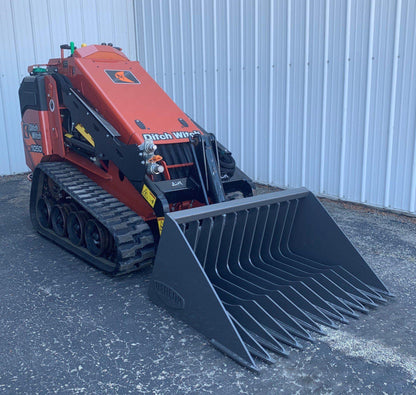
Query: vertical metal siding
[[0, 0, 136, 176], [135, 0, 416, 215]]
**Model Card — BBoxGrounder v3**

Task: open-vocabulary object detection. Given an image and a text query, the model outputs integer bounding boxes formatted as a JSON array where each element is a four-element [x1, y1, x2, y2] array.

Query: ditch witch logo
[[105, 70, 140, 84], [143, 130, 201, 141]]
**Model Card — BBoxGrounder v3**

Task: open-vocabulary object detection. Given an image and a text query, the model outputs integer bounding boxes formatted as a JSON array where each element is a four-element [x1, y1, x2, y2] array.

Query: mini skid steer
[[18, 43, 391, 372]]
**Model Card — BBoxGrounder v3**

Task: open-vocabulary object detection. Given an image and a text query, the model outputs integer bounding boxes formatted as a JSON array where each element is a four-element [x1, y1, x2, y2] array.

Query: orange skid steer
[[18, 43, 390, 372]]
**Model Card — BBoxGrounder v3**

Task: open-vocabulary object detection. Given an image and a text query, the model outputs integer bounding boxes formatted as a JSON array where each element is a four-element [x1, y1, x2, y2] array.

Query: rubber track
[[33, 161, 155, 274]]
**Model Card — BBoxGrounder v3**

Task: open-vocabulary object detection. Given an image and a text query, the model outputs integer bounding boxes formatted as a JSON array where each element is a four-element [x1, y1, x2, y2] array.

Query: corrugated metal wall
[[0, 0, 136, 176], [135, 0, 416, 214]]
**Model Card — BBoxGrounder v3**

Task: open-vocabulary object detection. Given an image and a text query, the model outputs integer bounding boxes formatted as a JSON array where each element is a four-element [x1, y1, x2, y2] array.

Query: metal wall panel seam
[[368, 3, 382, 206], [339, 0, 351, 198], [7, 0, 22, 172], [409, 70, 416, 211], [150, 0, 158, 80], [267, 0, 275, 185], [94, 0, 101, 43], [284, 0, 291, 187], [398, 3, 415, 212], [179, 0, 186, 110], [320, 0, 330, 194], [110, 0, 116, 42], [201, 0, 207, 126], [213, 0, 218, 136], [126, 0, 137, 59], [158, 0, 167, 88], [46, 0, 54, 55], [2, 4, 14, 172], [253, 0, 259, 179], [9, 0, 22, 77], [190, 0, 197, 117], [240, 0, 244, 166], [404, 1, 416, 211], [133, 0, 140, 60], [80, 0, 86, 43], [168, 0, 177, 101], [226, 0, 231, 148], [133, 1, 140, 58], [134, 0, 143, 60], [63, 0, 70, 42], [144, 0, 154, 69], [410, 108, 416, 212], [408, 24, 416, 211], [141, 0, 149, 70], [301, 0, 310, 186], [0, 78, 11, 175], [361, 0, 375, 203], [28, 0, 38, 63], [384, 0, 402, 208]]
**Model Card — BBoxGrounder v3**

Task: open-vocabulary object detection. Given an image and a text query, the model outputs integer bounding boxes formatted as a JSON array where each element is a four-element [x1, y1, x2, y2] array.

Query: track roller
[[36, 197, 52, 229], [85, 219, 111, 257], [51, 204, 71, 237], [67, 211, 89, 246]]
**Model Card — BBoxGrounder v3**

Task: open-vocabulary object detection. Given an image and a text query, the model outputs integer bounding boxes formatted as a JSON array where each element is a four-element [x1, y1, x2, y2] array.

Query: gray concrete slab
[[0, 174, 415, 394]]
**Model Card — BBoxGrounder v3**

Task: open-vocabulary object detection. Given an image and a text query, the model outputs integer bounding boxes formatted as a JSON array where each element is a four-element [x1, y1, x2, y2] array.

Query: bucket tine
[[285, 193, 390, 294], [225, 210, 326, 334], [202, 220, 312, 343], [223, 302, 288, 356], [333, 267, 388, 303], [263, 202, 369, 313], [215, 286, 303, 348], [253, 204, 348, 324], [281, 244, 385, 304], [229, 314, 276, 364], [314, 270, 378, 307], [184, 220, 200, 250], [194, 217, 213, 268], [238, 207, 355, 320], [241, 249, 350, 324], [215, 277, 313, 344], [277, 200, 379, 306], [276, 285, 338, 330], [212, 212, 315, 342], [150, 188, 390, 370]]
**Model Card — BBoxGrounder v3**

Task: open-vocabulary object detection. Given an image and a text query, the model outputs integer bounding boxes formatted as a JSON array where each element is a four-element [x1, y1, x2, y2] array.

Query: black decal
[[135, 119, 146, 129], [31, 131, 42, 140], [105, 70, 140, 84], [23, 123, 40, 139], [30, 144, 43, 153], [178, 118, 188, 127]]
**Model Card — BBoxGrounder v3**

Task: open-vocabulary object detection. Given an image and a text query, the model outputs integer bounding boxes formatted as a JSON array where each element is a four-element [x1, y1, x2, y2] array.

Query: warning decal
[[141, 184, 156, 208], [157, 217, 164, 235], [105, 70, 140, 84]]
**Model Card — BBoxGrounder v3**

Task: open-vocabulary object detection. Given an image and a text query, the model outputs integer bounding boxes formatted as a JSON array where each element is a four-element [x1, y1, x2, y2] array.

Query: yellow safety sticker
[[141, 184, 156, 207], [157, 217, 164, 235], [75, 123, 95, 147]]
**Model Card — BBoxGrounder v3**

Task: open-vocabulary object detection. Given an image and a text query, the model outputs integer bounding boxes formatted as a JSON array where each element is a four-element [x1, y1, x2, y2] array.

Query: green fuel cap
[[33, 67, 47, 73]]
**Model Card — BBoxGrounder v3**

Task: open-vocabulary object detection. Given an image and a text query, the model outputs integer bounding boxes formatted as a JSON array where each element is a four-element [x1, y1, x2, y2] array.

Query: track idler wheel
[[36, 197, 52, 229], [51, 204, 71, 237], [85, 219, 110, 257], [67, 211, 89, 246]]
